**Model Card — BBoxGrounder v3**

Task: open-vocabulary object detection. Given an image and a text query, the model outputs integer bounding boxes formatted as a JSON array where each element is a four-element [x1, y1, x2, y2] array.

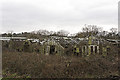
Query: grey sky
[[0, 0, 119, 34]]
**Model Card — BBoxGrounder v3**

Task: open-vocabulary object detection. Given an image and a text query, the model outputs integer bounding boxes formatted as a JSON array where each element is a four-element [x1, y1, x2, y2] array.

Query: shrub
[[2, 51, 119, 78]]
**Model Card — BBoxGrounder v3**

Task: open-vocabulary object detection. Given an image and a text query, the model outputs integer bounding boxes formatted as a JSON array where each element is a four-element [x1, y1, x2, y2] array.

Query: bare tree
[[109, 28, 118, 39], [49, 31, 56, 35], [7, 30, 14, 37], [110, 28, 117, 35], [57, 30, 70, 36], [82, 24, 102, 37], [7, 30, 13, 34], [37, 29, 50, 35], [31, 31, 37, 34]]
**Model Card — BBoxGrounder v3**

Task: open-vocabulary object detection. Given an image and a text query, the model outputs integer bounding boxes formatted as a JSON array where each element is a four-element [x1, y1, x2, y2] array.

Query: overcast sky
[[0, 0, 119, 34]]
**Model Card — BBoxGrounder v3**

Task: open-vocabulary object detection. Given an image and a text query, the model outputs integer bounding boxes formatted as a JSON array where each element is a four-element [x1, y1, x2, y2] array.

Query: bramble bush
[[2, 50, 119, 78]]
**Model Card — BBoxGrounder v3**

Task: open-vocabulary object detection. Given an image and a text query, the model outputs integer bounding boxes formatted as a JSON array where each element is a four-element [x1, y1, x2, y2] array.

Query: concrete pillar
[[88, 46, 91, 56], [46, 46, 50, 55], [82, 46, 84, 57], [97, 46, 99, 54], [84, 46, 86, 55]]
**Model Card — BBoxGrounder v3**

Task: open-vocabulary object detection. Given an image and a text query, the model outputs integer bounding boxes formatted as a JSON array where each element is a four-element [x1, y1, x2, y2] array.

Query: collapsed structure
[[2, 36, 118, 57], [73, 35, 111, 57], [39, 39, 64, 55]]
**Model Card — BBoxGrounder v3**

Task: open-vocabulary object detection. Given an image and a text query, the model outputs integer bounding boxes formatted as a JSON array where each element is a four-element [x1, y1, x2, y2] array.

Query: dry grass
[[2, 51, 119, 78]]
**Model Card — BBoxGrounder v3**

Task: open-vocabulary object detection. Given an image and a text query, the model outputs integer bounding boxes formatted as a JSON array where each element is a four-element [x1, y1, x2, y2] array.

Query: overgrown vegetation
[[2, 25, 119, 78], [3, 50, 118, 78]]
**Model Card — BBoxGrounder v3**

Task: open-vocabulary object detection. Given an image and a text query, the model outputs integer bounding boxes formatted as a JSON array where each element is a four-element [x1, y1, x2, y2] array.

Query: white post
[[97, 46, 99, 54], [93, 45, 95, 55]]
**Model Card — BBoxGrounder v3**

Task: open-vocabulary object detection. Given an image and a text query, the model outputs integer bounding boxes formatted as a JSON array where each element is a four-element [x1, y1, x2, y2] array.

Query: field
[[2, 50, 119, 78]]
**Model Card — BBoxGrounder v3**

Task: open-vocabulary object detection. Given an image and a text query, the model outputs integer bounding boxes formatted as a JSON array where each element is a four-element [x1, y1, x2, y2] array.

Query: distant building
[[0, 37, 26, 41]]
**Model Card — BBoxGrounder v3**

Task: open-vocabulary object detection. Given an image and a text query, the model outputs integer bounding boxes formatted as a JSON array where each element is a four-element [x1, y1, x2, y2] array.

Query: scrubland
[[2, 50, 119, 78]]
